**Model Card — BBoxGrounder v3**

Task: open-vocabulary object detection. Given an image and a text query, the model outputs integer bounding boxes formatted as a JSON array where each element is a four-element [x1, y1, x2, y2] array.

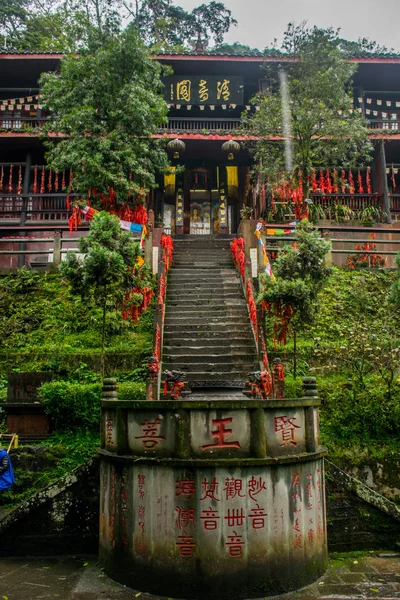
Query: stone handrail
[[146, 234, 173, 401]]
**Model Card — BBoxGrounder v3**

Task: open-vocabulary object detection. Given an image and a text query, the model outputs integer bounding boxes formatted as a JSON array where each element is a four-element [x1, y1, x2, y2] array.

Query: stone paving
[[0, 552, 398, 600]]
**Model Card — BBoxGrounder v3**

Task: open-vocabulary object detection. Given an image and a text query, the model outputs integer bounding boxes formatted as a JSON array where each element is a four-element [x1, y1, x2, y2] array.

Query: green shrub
[[38, 380, 146, 431], [319, 376, 400, 441], [39, 382, 102, 430]]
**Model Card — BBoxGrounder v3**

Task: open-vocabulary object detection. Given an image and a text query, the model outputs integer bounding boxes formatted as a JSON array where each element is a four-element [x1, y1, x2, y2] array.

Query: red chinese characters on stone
[[201, 418, 241, 451], [274, 415, 300, 446], [248, 476, 267, 501], [294, 533, 303, 548], [175, 478, 196, 500], [200, 477, 220, 502], [137, 473, 146, 550], [176, 532, 196, 557], [248, 505, 268, 530], [135, 417, 166, 449], [138, 474, 145, 500], [105, 417, 113, 446], [224, 508, 245, 527], [225, 531, 245, 557], [200, 508, 220, 531], [223, 477, 245, 500], [176, 506, 196, 531]]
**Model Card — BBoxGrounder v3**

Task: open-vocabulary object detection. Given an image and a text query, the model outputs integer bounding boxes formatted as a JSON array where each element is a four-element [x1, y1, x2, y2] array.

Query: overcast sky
[[178, 0, 400, 52]]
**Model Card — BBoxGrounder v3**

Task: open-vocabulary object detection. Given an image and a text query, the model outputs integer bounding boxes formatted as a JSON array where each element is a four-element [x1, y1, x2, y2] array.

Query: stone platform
[[0, 552, 399, 599]]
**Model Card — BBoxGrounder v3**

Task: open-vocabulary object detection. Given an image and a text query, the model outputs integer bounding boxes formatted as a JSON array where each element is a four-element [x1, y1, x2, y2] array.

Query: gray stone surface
[[0, 552, 399, 599]]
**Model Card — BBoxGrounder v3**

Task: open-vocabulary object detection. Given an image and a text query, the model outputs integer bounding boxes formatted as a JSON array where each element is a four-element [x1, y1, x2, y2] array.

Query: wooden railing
[[159, 117, 243, 132], [0, 115, 399, 133], [0, 117, 48, 129], [310, 193, 381, 211], [0, 193, 79, 223], [368, 120, 400, 131], [389, 194, 400, 217]]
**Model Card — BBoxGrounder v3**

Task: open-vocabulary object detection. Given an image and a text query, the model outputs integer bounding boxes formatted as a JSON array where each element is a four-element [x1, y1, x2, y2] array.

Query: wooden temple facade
[[1, 51, 400, 244]]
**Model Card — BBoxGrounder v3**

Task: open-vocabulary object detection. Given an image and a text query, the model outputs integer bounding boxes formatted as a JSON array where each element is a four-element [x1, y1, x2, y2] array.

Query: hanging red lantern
[[357, 170, 364, 194], [17, 164, 22, 195], [311, 170, 318, 192], [33, 165, 38, 194], [366, 168, 372, 194], [319, 168, 325, 193], [8, 164, 13, 193], [333, 169, 339, 193], [325, 169, 333, 194], [40, 167, 45, 194], [341, 169, 346, 194], [348, 170, 355, 194]]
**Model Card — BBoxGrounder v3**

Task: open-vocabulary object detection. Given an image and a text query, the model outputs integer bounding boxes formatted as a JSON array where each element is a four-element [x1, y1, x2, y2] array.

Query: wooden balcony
[[0, 193, 78, 224], [0, 115, 399, 135], [310, 193, 381, 211], [0, 116, 47, 130], [158, 117, 243, 133]]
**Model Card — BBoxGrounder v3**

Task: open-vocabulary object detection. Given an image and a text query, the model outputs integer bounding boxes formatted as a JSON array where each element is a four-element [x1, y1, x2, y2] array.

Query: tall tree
[[40, 26, 169, 203], [260, 221, 331, 378], [60, 211, 140, 377], [125, 0, 236, 50], [244, 23, 373, 197]]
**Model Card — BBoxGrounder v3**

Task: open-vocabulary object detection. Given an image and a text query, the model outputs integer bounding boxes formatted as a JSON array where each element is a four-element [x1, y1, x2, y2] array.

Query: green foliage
[[389, 252, 400, 304], [129, 0, 237, 51], [39, 381, 102, 430], [261, 221, 331, 325], [244, 23, 373, 190], [319, 375, 400, 441], [38, 380, 145, 430], [0, 430, 99, 508], [40, 27, 169, 200], [0, 270, 153, 382], [60, 212, 145, 375]]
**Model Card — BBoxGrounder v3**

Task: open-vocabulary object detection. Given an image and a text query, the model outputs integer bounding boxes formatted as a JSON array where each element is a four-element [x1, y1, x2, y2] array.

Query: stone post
[[237, 218, 257, 257], [323, 231, 332, 266], [53, 232, 61, 266], [144, 230, 153, 268], [303, 377, 319, 453]]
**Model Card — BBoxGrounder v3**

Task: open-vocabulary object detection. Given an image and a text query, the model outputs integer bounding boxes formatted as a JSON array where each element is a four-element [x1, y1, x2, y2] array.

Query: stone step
[[167, 289, 243, 298], [163, 343, 256, 353], [164, 363, 256, 374], [168, 283, 242, 291], [168, 274, 239, 282], [171, 263, 234, 269], [167, 298, 246, 307], [163, 336, 255, 346], [183, 372, 249, 381], [164, 319, 251, 329], [166, 307, 248, 317], [164, 354, 257, 364]]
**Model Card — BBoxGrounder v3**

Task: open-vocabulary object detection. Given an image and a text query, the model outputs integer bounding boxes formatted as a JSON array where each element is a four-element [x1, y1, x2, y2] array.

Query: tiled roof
[[0, 51, 64, 55]]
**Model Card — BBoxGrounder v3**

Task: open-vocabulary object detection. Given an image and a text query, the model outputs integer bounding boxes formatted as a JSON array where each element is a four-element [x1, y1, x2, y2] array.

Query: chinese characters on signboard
[[163, 76, 244, 106]]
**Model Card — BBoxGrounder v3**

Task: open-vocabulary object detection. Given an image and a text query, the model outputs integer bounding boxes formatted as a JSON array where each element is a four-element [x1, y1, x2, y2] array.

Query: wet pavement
[[0, 552, 399, 600]]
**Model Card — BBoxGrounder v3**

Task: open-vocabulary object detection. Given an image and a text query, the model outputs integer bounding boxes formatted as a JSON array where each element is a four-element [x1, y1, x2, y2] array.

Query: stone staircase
[[163, 235, 258, 391]]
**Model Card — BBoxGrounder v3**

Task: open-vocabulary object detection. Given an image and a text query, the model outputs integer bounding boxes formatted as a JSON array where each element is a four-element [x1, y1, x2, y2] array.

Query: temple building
[[1, 50, 400, 246]]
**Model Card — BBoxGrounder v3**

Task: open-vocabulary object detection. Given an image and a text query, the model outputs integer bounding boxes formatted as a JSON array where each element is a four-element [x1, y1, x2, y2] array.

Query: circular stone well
[[99, 380, 328, 599]]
